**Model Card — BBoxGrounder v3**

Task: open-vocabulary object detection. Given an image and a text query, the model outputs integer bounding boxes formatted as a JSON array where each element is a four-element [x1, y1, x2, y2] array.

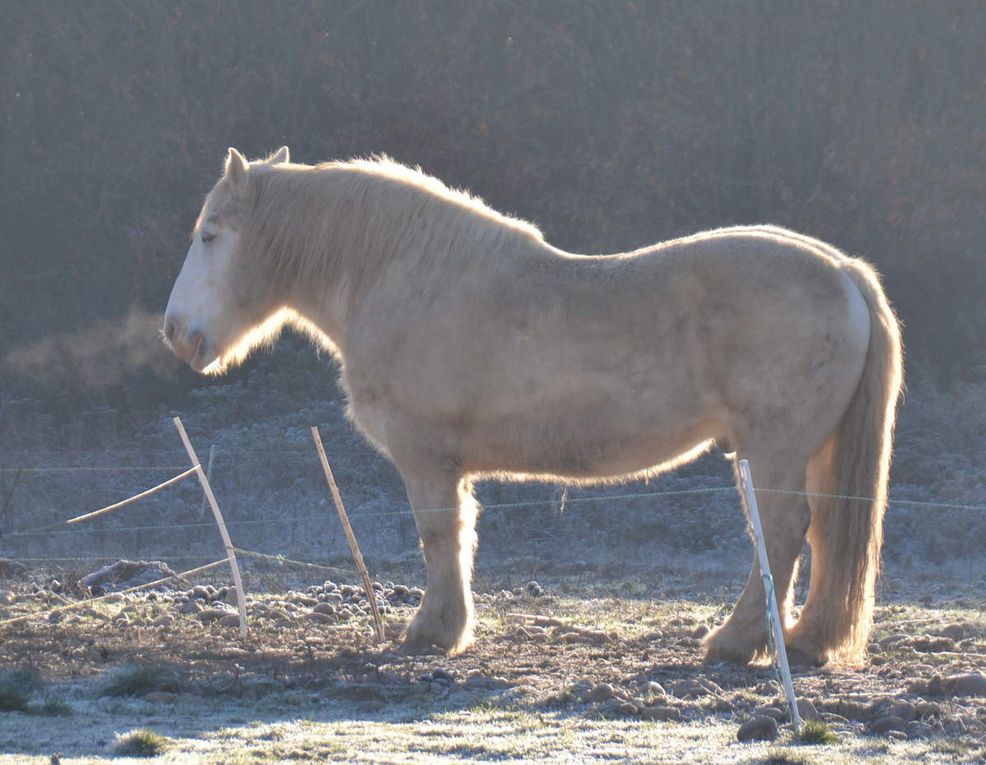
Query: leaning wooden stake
[[174, 417, 249, 639], [311, 426, 385, 643], [66, 466, 198, 524], [199, 444, 216, 519], [739, 459, 802, 733]]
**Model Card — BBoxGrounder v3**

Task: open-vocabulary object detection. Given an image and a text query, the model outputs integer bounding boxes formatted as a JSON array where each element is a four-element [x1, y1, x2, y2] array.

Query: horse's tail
[[802, 258, 903, 661]]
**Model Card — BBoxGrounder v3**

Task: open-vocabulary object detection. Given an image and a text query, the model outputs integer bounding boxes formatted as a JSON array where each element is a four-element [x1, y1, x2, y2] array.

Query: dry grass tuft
[[112, 728, 171, 757]]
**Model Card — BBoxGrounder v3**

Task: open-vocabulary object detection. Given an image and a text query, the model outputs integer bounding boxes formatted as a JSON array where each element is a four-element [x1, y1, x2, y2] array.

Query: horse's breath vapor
[[163, 148, 903, 666], [4, 307, 180, 390]]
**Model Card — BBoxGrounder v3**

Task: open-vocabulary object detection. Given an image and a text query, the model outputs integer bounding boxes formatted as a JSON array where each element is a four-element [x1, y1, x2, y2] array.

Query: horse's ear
[[267, 146, 290, 165], [224, 147, 249, 185]]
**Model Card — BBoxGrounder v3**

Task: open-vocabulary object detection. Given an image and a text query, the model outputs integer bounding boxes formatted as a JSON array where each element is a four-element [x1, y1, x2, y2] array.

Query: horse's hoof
[[399, 635, 447, 656], [783, 640, 829, 667], [399, 640, 446, 656], [702, 632, 760, 666]]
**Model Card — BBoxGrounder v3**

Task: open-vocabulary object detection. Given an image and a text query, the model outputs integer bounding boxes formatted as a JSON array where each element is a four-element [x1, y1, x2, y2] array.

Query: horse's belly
[[462, 397, 715, 480]]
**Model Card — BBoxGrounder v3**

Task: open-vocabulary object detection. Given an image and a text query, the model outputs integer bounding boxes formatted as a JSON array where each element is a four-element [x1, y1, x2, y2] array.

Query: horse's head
[[163, 146, 290, 374]]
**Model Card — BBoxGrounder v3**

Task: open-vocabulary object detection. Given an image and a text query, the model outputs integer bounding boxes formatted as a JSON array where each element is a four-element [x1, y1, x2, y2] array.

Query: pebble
[[753, 705, 786, 721], [642, 681, 667, 699], [641, 705, 681, 722], [0, 590, 14, 605], [909, 636, 956, 653], [890, 701, 915, 722], [178, 600, 202, 615], [431, 668, 455, 686], [196, 607, 233, 622], [939, 622, 968, 640], [906, 679, 928, 695], [218, 613, 241, 629], [927, 676, 948, 695], [463, 673, 509, 690], [820, 699, 869, 720], [588, 683, 616, 703], [671, 679, 715, 698], [526, 581, 544, 597], [871, 715, 907, 735], [878, 633, 909, 648], [797, 699, 821, 721], [737, 715, 779, 742], [914, 701, 940, 719], [945, 672, 986, 697], [906, 721, 934, 739]]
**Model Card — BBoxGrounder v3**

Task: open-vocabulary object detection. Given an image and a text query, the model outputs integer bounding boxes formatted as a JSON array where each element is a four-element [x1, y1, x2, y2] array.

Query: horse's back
[[345, 224, 872, 478]]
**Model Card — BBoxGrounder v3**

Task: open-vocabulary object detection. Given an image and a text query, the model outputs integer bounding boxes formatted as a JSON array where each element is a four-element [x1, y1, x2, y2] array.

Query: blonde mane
[[234, 156, 545, 303]]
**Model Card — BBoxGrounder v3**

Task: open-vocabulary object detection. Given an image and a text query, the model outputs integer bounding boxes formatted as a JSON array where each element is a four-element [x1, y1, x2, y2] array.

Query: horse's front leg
[[399, 465, 478, 655]]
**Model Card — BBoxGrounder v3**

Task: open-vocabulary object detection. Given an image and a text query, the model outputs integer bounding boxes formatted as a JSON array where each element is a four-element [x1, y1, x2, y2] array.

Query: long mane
[[238, 156, 545, 302]]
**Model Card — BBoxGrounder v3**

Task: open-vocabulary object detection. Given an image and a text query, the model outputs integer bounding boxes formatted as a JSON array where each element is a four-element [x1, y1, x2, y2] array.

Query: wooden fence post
[[174, 417, 249, 639], [311, 426, 386, 643]]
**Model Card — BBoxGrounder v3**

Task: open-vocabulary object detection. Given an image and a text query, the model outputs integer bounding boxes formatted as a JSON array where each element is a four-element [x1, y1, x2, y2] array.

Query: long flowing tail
[[801, 258, 904, 661]]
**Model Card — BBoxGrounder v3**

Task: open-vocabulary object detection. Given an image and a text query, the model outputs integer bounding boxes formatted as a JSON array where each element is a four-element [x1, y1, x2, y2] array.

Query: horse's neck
[[272, 167, 546, 352], [285, 275, 351, 353]]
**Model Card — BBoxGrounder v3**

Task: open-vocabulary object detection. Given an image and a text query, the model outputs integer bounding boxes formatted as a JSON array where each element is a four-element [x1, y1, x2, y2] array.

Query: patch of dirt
[[0, 562, 984, 761]]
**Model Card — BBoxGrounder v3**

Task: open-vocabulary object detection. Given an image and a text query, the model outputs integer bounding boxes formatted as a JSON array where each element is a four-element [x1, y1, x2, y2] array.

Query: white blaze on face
[[164, 223, 240, 374]]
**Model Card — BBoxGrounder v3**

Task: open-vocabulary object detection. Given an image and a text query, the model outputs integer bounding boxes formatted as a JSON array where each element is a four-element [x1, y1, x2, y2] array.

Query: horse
[[163, 147, 903, 665]]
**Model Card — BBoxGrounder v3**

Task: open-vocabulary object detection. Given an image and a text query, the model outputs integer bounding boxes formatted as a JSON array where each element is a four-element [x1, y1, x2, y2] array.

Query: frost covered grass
[[99, 663, 182, 698], [112, 728, 172, 757]]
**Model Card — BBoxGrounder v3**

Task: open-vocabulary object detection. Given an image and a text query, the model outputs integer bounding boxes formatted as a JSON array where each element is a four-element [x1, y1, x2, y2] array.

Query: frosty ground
[[0, 556, 983, 764]]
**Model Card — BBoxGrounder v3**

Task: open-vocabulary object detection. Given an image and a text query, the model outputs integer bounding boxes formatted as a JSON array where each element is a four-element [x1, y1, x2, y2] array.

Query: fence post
[[199, 444, 216, 519], [174, 417, 249, 639], [311, 426, 386, 643], [738, 458, 802, 733]]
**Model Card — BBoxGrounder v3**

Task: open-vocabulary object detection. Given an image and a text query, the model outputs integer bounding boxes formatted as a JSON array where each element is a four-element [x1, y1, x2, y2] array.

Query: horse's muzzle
[[163, 317, 210, 372]]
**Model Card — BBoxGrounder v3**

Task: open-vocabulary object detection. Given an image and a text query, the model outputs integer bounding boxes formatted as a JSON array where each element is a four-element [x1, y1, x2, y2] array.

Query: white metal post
[[738, 458, 802, 732]]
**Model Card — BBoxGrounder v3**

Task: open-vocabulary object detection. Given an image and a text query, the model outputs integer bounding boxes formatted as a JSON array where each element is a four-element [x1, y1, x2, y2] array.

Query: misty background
[[1, 2, 984, 579]]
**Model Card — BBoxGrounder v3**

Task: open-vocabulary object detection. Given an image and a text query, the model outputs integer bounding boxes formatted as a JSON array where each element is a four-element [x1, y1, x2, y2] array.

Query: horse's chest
[[344, 386, 392, 448]]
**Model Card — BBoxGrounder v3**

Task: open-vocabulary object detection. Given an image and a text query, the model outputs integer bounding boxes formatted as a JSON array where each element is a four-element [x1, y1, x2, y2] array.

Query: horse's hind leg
[[399, 464, 478, 655], [703, 452, 810, 665]]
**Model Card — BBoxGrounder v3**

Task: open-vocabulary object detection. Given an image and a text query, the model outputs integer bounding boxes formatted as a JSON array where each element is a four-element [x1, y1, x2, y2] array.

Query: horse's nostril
[[164, 319, 178, 343]]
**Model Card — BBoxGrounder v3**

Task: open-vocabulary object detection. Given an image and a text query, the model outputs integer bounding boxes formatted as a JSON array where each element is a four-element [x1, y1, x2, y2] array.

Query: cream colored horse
[[164, 147, 903, 665]]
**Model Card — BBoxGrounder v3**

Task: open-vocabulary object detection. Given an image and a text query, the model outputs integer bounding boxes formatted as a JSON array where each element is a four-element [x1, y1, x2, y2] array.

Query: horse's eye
[[201, 231, 217, 243]]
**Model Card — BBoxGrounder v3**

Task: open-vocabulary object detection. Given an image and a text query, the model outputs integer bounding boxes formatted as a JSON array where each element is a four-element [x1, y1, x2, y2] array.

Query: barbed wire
[[2, 485, 737, 540], [2, 554, 220, 563], [4, 482, 986, 546], [0, 465, 195, 473], [232, 547, 356, 578]]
